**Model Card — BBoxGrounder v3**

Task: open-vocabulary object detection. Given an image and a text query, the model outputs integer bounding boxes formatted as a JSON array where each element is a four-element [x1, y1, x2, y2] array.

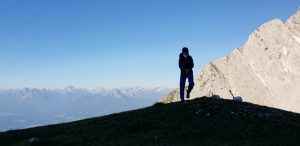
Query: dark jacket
[[179, 53, 194, 74]]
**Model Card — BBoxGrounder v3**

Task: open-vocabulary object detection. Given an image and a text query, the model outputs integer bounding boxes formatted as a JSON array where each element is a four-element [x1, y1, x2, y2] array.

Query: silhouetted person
[[179, 47, 194, 102]]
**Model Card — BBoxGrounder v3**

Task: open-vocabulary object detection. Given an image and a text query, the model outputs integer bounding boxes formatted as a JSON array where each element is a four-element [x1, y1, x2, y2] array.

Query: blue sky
[[0, 0, 299, 89]]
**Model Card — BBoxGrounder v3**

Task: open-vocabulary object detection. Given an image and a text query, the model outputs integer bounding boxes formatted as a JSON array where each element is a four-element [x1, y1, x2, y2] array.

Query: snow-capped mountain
[[0, 86, 173, 132]]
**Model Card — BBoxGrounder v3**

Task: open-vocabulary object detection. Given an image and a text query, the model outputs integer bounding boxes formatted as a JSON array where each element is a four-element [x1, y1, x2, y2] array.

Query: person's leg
[[187, 71, 194, 98], [180, 73, 187, 101]]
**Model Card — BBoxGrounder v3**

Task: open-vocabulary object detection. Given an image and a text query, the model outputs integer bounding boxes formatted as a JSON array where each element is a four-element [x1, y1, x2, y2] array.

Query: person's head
[[182, 47, 189, 56]]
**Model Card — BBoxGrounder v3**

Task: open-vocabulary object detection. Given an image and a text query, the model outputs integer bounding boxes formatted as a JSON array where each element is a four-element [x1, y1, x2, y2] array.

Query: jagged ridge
[[161, 9, 300, 113]]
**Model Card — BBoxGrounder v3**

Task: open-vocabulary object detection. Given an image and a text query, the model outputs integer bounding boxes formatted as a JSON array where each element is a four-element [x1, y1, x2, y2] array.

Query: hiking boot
[[187, 92, 190, 99], [180, 98, 185, 103]]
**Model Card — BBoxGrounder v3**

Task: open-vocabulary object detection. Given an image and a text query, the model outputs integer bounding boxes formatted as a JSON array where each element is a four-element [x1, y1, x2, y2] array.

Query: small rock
[[28, 137, 39, 143], [233, 96, 243, 102], [212, 95, 221, 99]]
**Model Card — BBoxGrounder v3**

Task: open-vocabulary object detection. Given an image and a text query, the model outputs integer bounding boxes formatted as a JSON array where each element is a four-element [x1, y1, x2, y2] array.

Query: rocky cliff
[[160, 9, 300, 113]]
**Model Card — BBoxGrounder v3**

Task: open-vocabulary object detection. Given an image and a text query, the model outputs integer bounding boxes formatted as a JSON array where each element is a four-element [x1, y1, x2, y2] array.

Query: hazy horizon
[[0, 85, 176, 90], [0, 86, 173, 132]]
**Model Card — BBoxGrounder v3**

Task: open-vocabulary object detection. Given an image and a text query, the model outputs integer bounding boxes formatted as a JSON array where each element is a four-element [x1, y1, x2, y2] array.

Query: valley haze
[[0, 86, 173, 132]]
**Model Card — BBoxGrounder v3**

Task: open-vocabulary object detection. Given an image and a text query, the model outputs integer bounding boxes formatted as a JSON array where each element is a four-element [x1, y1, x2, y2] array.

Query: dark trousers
[[180, 71, 194, 100]]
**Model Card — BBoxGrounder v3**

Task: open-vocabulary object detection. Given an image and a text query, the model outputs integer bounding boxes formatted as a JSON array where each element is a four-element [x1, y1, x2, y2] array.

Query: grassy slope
[[1, 97, 300, 146]]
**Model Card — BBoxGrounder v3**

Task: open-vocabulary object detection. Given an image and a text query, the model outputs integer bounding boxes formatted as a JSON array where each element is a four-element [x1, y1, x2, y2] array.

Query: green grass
[[1, 97, 300, 146]]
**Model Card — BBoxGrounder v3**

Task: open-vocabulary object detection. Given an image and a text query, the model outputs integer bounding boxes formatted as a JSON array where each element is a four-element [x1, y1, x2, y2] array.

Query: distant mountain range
[[0, 86, 173, 132]]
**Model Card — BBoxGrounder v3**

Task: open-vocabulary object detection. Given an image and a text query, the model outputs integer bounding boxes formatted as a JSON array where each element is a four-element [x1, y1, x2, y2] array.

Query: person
[[179, 47, 194, 102]]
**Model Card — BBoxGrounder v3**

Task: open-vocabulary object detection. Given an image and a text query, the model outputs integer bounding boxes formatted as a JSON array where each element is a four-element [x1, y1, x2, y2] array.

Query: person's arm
[[191, 56, 194, 69], [179, 57, 183, 69]]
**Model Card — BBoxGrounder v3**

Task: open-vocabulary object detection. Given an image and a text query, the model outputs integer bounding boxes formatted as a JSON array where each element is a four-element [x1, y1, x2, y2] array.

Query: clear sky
[[0, 0, 299, 89]]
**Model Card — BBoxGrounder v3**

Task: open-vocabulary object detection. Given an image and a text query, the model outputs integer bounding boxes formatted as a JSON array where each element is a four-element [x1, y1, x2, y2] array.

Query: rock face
[[160, 9, 300, 113]]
